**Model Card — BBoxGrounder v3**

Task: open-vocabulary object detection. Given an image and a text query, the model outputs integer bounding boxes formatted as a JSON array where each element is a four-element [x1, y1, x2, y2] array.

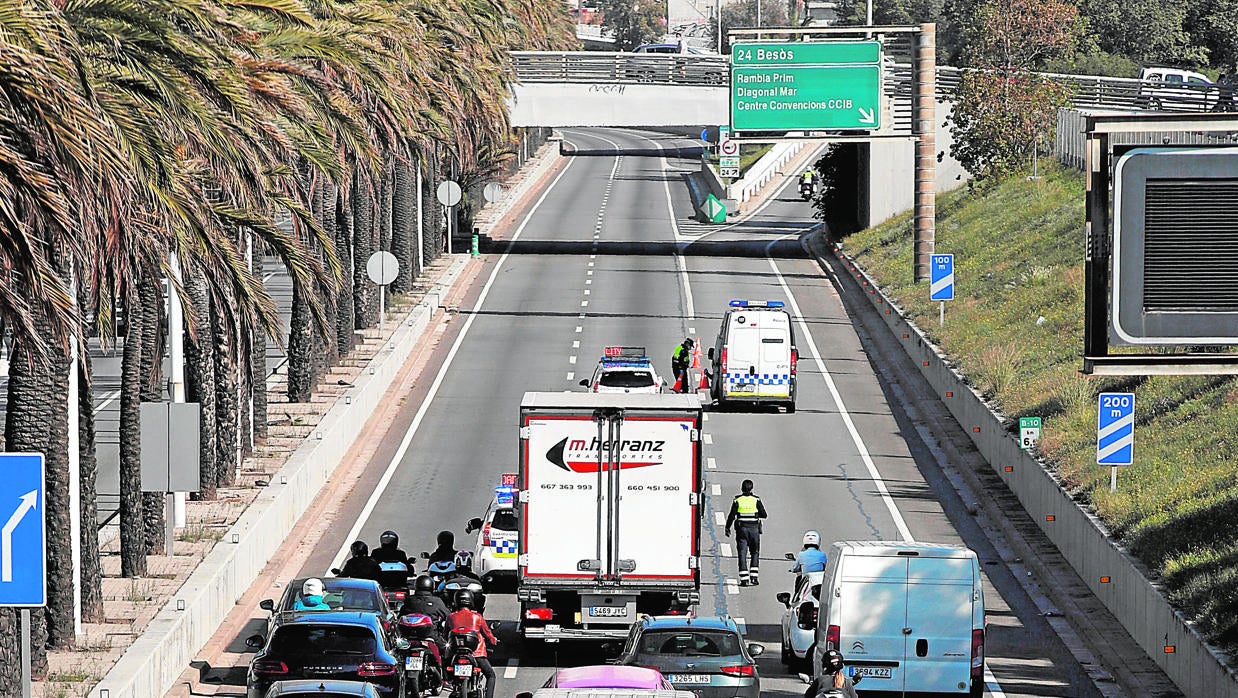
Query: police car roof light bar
[[729, 300, 748, 307]]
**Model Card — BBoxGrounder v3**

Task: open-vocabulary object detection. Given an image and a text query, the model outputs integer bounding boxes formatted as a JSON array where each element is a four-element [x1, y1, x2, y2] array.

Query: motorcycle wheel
[[428, 667, 442, 696], [408, 671, 420, 698]]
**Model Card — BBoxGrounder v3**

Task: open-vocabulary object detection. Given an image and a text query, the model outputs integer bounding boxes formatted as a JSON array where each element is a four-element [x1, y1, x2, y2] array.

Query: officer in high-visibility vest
[[725, 479, 768, 586]]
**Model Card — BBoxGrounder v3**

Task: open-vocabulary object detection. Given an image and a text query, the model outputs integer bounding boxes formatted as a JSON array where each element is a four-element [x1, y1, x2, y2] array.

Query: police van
[[707, 300, 797, 412]]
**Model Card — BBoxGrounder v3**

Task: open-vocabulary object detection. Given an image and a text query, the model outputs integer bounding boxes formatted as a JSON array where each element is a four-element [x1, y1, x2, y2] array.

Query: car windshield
[[271, 625, 377, 655], [491, 509, 518, 531], [638, 630, 741, 657], [600, 371, 655, 388]]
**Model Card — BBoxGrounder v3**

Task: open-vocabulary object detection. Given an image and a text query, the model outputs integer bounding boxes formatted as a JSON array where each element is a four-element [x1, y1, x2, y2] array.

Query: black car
[[246, 611, 409, 698]]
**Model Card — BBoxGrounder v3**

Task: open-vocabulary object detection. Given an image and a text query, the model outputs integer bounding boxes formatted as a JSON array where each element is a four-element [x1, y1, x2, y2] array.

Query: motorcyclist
[[804, 649, 858, 698], [338, 540, 382, 581], [791, 530, 828, 576], [428, 530, 458, 565], [441, 551, 486, 611], [426, 559, 458, 593], [401, 574, 451, 660], [447, 590, 499, 698], [371, 530, 412, 566], [670, 337, 694, 393], [293, 578, 331, 611], [801, 168, 818, 187]]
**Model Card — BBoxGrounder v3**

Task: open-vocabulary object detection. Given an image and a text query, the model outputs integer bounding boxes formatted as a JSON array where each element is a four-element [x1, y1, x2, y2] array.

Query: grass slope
[[842, 162, 1238, 655]]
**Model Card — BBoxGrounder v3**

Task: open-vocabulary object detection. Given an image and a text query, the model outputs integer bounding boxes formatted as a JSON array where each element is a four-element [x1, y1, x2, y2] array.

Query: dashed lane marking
[[720, 544, 732, 557], [581, 300, 588, 307], [504, 660, 519, 679], [572, 340, 580, 348], [575, 326, 583, 333], [703, 433, 713, 445], [569, 356, 577, 365], [711, 484, 721, 495], [566, 372, 574, 381], [715, 512, 726, 525], [707, 457, 717, 469]]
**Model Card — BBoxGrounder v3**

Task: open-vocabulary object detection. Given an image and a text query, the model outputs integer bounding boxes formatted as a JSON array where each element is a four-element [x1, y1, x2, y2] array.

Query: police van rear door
[[723, 311, 761, 398], [756, 311, 792, 399]]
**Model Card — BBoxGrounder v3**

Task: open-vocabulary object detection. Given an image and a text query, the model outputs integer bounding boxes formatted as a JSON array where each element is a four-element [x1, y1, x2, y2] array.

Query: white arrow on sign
[[857, 108, 875, 125], [2, 490, 37, 582]]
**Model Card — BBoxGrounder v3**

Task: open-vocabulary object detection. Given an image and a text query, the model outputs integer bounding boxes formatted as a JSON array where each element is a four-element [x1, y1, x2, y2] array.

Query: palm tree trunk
[[119, 288, 147, 577], [139, 278, 166, 554], [287, 269, 317, 402], [353, 173, 377, 329], [422, 153, 443, 262], [213, 292, 238, 487], [78, 342, 103, 621], [336, 182, 356, 355], [391, 155, 414, 295], [379, 158, 394, 254], [315, 179, 338, 372], [185, 266, 218, 499], [251, 246, 267, 442]]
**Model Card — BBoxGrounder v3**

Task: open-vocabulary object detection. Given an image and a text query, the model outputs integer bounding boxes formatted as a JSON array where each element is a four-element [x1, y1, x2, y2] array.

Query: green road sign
[[1019, 416, 1042, 450], [699, 194, 727, 223], [730, 41, 881, 132]]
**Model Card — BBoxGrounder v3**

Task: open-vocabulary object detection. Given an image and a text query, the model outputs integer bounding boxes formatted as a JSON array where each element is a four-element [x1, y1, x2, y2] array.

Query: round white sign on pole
[[436, 180, 463, 207], [366, 250, 399, 286], [720, 139, 738, 157], [483, 182, 504, 203]]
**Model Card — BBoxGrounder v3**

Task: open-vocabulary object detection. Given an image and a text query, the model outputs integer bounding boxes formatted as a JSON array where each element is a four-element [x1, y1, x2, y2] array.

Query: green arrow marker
[[699, 194, 727, 223]]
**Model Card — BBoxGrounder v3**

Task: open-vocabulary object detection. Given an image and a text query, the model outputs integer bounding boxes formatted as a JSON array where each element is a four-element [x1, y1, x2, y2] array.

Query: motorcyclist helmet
[[302, 578, 325, 597], [414, 574, 435, 594], [803, 530, 821, 547], [454, 589, 475, 610], [380, 530, 399, 548], [823, 648, 846, 673], [453, 550, 474, 570], [350, 540, 369, 557], [437, 530, 454, 547]]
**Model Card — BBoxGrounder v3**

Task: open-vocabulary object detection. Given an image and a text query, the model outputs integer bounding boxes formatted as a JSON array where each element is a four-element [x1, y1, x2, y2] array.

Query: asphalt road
[[288, 127, 1100, 698]]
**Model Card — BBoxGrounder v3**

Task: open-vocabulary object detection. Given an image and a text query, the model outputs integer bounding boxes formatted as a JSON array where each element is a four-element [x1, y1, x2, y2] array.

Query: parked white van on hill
[[812, 541, 985, 696]]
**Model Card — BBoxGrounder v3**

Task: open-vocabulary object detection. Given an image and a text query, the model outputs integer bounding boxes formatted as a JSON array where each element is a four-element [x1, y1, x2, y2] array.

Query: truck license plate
[[405, 656, 423, 671], [667, 675, 711, 684], [854, 666, 892, 679], [589, 605, 627, 617]]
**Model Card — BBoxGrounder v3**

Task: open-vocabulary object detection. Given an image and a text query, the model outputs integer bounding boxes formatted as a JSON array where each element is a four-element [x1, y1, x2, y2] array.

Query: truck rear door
[[613, 414, 700, 581]]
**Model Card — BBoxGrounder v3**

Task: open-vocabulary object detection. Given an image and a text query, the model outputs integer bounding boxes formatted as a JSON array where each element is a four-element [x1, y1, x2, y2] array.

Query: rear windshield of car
[[491, 509, 518, 531], [600, 371, 655, 388], [638, 630, 741, 657], [321, 583, 380, 612], [271, 625, 377, 655]]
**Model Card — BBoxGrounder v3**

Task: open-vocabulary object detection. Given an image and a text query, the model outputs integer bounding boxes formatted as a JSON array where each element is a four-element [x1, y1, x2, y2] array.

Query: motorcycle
[[397, 613, 444, 698], [377, 560, 413, 609], [440, 575, 486, 614], [446, 629, 485, 698], [799, 179, 815, 201]]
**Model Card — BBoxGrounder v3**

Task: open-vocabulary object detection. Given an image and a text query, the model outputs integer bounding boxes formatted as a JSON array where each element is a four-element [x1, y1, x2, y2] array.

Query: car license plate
[[854, 666, 892, 679], [454, 664, 474, 678], [405, 656, 423, 671], [731, 383, 755, 393], [589, 605, 627, 618], [668, 675, 711, 684]]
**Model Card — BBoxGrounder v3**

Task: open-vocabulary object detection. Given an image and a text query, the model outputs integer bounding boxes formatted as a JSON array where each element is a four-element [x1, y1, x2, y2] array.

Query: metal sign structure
[[1097, 393, 1134, 466], [0, 453, 45, 607], [1019, 416, 1042, 451], [730, 40, 882, 132], [930, 254, 954, 301]]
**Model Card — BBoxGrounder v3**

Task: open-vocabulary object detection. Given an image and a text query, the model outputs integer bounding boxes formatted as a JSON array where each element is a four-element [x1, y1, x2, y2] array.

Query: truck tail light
[[790, 349, 798, 376], [721, 665, 754, 677], [252, 659, 289, 676], [358, 661, 397, 677], [826, 624, 840, 650], [481, 523, 492, 546], [971, 628, 985, 677], [524, 607, 554, 621]]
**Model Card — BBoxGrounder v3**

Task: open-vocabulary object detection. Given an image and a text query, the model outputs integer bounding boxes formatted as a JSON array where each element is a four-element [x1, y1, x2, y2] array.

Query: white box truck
[[516, 392, 704, 642], [812, 542, 986, 696]]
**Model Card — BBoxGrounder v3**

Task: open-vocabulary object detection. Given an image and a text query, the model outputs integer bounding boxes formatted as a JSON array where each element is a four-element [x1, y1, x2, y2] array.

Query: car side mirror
[[579, 379, 589, 387], [466, 517, 483, 534], [329, 568, 341, 576], [245, 634, 265, 650], [747, 643, 765, 657], [707, 348, 715, 360], [784, 552, 796, 561], [776, 592, 791, 607], [259, 599, 274, 612]]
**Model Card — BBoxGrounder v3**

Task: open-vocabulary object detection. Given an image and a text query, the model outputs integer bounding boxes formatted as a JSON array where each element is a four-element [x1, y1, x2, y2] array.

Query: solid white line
[[638, 133, 696, 322], [715, 512, 726, 525], [93, 389, 122, 414], [711, 484, 721, 495], [703, 433, 713, 445], [707, 457, 717, 469], [984, 667, 1007, 698], [504, 659, 519, 679], [326, 150, 580, 572], [765, 240, 914, 543]]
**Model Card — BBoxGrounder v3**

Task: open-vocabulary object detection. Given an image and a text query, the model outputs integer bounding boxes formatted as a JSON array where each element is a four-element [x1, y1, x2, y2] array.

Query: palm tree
[[77, 282, 104, 623], [139, 276, 166, 553], [118, 278, 147, 578], [184, 265, 218, 500]]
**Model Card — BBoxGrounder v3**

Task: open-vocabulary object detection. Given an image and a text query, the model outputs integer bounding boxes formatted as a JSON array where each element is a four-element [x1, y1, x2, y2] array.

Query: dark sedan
[[246, 611, 408, 698]]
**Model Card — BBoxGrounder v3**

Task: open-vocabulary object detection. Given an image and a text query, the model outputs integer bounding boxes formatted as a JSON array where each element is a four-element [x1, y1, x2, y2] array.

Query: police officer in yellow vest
[[724, 479, 768, 586]]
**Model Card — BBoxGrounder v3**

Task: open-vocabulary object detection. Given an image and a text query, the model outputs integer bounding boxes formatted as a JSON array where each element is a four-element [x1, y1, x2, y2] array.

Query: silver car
[[777, 571, 825, 671]]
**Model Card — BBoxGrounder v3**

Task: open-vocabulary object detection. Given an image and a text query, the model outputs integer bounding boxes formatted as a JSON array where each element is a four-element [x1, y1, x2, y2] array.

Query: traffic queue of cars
[[242, 298, 985, 697]]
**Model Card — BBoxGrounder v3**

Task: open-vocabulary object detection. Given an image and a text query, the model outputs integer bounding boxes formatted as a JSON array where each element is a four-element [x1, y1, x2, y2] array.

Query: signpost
[[366, 250, 400, 323], [930, 253, 954, 325], [1097, 393, 1134, 492], [436, 180, 462, 255], [1019, 416, 1042, 451], [730, 40, 882, 132], [0, 453, 46, 698]]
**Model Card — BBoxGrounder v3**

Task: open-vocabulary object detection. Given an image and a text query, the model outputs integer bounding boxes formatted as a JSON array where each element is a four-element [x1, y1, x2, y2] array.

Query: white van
[[707, 300, 797, 412], [813, 542, 985, 696]]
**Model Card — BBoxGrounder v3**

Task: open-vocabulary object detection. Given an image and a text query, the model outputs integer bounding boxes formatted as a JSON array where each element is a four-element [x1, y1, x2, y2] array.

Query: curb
[[90, 257, 469, 698], [803, 231, 1232, 698]]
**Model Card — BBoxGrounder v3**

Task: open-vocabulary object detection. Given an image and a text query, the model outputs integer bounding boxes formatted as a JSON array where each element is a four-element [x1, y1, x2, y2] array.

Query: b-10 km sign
[[730, 40, 882, 132]]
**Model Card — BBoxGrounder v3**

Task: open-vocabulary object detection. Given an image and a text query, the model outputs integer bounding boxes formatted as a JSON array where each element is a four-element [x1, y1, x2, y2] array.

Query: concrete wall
[[508, 83, 727, 128], [810, 236, 1238, 698], [863, 100, 970, 228], [90, 259, 468, 698]]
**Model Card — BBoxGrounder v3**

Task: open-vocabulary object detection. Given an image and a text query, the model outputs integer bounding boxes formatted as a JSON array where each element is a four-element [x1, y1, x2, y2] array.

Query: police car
[[578, 346, 664, 394], [707, 300, 797, 412], [466, 480, 519, 587]]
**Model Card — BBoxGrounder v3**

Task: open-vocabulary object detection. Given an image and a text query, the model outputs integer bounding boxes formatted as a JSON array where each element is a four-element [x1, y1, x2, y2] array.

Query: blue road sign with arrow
[[930, 254, 955, 301], [0, 453, 45, 607], [1097, 393, 1135, 466]]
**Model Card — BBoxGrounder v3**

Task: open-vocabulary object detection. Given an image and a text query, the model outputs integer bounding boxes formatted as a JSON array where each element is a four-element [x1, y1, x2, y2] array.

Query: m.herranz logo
[[546, 435, 666, 473]]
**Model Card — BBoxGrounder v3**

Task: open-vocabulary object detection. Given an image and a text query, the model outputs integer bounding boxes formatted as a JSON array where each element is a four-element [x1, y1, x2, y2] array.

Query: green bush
[[842, 161, 1238, 657]]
